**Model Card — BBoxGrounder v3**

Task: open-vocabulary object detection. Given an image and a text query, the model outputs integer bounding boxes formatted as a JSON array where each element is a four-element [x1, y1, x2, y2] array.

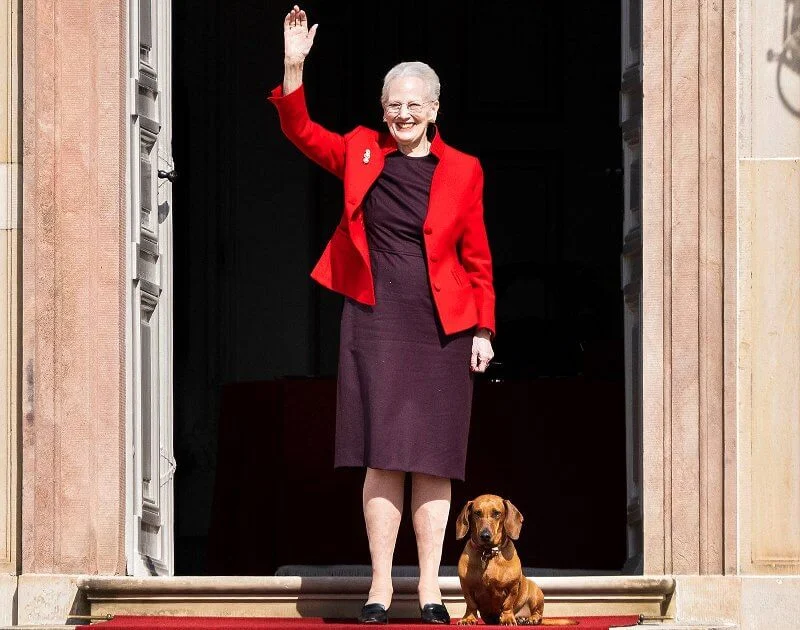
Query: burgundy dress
[[334, 152, 475, 481]]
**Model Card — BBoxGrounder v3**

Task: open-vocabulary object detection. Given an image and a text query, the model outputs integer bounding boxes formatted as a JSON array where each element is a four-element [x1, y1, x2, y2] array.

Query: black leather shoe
[[358, 603, 389, 624], [420, 603, 450, 624]]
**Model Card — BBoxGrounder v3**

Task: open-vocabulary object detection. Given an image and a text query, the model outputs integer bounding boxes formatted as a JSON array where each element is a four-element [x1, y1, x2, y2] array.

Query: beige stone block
[[16, 574, 88, 626], [0, 575, 17, 626], [751, 177, 800, 562], [674, 575, 741, 625], [739, 577, 800, 630], [0, 225, 20, 575], [0, 164, 21, 230], [738, 159, 800, 573], [1, 0, 21, 166], [669, 576, 800, 629]]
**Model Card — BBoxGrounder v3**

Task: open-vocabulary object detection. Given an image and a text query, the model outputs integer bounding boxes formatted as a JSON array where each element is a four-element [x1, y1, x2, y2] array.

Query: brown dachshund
[[455, 494, 573, 626]]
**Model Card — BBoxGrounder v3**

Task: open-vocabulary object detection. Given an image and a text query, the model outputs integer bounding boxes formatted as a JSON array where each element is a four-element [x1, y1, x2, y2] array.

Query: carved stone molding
[[641, 0, 735, 575], [0, 0, 22, 576], [20, 0, 128, 574]]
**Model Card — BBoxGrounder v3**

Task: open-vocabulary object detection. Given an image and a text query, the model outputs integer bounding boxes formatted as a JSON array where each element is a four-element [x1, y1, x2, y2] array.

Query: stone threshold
[[0, 625, 736, 630], [0, 627, 735, 630], [7, 628, 721, 630], [79, 575, 675, 620]]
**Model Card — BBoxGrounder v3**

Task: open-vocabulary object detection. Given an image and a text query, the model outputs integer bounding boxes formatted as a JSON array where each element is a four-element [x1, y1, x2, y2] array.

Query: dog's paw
[[457, 615, 479, 625], [499, 611, 518, 625], [516, 615, 543, 626]]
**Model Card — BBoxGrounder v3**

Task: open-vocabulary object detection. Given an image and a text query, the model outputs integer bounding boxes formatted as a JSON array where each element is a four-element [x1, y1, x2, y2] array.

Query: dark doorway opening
[[172, 0, 626, 576]]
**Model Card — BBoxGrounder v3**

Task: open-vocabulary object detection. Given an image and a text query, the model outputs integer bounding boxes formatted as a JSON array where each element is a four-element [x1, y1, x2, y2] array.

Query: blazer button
[[424, 226, 433, 235], [429, 254, 438, 263], [433, 283, 441, 292]]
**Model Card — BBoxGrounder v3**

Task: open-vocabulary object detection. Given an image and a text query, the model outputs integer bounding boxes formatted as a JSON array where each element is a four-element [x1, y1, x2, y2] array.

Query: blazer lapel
[[423, 127, 449, 230], [345, 134, 396, 220]]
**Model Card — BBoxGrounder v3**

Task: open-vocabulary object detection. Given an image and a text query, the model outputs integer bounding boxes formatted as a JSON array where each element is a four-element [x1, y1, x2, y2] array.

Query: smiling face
[[382, 75, 439, 154]]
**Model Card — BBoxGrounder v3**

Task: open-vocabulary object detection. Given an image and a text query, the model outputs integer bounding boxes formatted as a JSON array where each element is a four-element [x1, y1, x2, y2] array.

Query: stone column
[[641, 0, 736, 575], [1, 0, 22, 583], [21, 0, 127, 574]]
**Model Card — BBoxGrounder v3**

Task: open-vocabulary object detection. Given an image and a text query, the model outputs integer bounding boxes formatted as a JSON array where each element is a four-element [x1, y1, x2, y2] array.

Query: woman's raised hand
[[284, 5, 318, 63]]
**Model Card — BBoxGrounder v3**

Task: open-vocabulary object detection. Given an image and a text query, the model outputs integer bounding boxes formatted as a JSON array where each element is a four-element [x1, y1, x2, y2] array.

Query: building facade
[[2, 0, 800, 628]]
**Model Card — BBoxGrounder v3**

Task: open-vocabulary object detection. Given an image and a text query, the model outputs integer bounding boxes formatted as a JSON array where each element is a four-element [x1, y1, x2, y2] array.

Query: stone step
[[8, 575, 684, 626], [77, 575, 675, 620], [0, 614, 739, 630], [627, 616, 738, 628], [0, 624, 737, 630]]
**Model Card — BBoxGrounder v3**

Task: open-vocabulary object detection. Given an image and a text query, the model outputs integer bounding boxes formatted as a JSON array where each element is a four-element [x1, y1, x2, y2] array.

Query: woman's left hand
[[470, 328, 494, 373]]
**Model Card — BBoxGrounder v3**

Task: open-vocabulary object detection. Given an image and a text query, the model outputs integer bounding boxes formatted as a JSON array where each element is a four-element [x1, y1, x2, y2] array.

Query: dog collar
[[469, 538, 505, 568]]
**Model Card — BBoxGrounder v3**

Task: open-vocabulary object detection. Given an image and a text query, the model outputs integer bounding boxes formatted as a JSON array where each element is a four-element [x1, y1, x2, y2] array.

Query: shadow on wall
[[767, 0, 800, 117]]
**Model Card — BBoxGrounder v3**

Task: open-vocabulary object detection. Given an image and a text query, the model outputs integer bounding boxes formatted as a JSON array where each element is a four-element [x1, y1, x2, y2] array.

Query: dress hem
[[333, 462, 464, 482]]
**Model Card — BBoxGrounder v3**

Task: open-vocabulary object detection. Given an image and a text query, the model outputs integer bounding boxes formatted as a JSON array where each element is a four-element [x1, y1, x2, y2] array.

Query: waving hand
[[284, 5, 318, 63]]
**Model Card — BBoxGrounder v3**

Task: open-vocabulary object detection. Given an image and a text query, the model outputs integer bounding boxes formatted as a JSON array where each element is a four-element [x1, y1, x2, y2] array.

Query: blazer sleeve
[[267, 84, 346, 180], [459, 159, 496, 337]]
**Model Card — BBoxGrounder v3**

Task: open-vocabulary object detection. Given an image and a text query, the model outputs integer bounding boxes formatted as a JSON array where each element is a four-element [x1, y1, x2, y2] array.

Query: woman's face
[[382, 76, 439, 152]]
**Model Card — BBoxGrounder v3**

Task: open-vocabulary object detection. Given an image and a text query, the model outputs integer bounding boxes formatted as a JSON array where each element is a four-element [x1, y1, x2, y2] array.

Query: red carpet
[[96, 616, 640, 629]]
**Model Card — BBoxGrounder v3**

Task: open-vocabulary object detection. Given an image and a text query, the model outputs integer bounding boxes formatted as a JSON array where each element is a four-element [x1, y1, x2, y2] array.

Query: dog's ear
[[503, 499, 524, 540], [455, 501, 473, 540]]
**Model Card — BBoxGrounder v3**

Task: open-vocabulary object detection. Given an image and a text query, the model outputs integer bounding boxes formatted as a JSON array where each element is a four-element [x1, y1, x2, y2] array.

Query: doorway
[[171, 0, 629, 576]]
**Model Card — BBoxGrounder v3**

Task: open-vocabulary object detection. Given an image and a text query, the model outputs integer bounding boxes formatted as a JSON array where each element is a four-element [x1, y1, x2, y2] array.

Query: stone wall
[[1, 0, 22, 582], [642, 0, 800, 582], [737, 0, 800, 576]]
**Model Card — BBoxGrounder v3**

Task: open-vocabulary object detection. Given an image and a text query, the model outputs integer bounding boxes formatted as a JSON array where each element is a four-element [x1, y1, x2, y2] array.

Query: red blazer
[[268, 84, 495, 337]]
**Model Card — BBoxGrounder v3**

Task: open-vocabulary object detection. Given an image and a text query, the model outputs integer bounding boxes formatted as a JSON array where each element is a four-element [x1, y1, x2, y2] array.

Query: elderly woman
[[269, 5, 496, 625]]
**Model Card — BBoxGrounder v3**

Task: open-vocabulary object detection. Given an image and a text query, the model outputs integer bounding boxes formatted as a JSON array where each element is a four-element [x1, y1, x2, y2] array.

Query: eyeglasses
[[384, 100, 434, 115]]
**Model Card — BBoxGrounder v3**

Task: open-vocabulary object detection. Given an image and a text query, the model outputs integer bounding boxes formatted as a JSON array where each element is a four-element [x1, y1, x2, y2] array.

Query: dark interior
[[172, 0, 627, 576]]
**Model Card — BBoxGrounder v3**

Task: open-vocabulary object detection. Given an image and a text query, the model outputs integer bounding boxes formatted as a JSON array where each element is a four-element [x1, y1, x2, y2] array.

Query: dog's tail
[[539, 619, 579, 626]]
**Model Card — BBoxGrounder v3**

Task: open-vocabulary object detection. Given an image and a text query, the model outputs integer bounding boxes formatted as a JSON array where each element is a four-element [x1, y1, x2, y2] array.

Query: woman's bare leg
[[411, 472, 451, 606], [363, 467, 405, 608]]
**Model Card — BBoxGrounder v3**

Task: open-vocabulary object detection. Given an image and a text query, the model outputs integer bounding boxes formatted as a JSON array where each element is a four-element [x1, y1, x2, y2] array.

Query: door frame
[[125, 0, 175, 577]]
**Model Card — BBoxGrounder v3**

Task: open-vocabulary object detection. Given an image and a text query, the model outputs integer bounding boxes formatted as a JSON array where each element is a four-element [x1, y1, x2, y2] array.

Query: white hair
[[380, 61, 441, 105]]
